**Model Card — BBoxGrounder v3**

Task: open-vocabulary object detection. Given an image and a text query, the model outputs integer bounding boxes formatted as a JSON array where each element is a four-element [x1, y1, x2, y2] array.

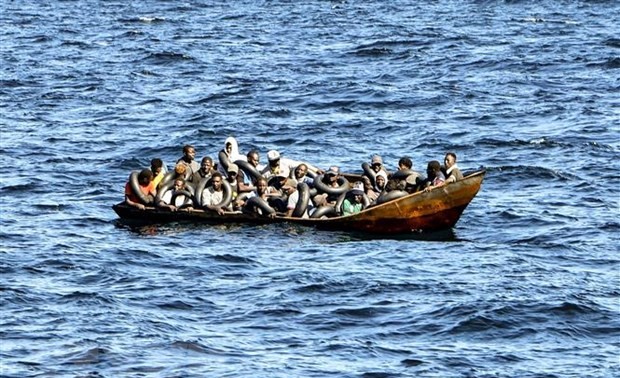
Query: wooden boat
[[113, 170, 485, 235]]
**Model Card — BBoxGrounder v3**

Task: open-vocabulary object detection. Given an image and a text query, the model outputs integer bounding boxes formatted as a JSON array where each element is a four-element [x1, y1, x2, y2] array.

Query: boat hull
[[113, 170, 485, 235]]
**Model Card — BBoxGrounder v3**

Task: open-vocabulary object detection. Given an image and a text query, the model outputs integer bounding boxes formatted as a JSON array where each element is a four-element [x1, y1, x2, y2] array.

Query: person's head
[[375, 171, 387, 189], [225, 142, 233, 154], [150, 158, 164, 175], [247, 150, 260, 167], [362, 177, 373, 191], [279, 177, 296, 195], [183, 145, 196, 161], [256, 177, 268, 195], [371, 155, 383, 172], [138, 169, 154, 185], [350, 185, 364, 203], [267, 150, 281, 167], [324, 166, 340, 183], [444, 152, 457, 169], [211, 172, 223, 191], [427, 160, 442, 177], [174, 163, 187, 176], [173, 178, 185, 190], [295, 164, 308, 179], [398, 157, 413, 170], [227, 163, 239, 181], [201, 156, 213, 171]]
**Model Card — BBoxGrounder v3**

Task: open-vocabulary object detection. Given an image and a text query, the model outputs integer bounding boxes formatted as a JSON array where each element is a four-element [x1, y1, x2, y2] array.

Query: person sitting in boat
[[362, 176, 380, 203], [225, 163, 240, 204], [237, 149, 262, 193], [312, 166, 344, 207], [192, 156, 216, 184], [267, 174, 297, 213], [389, 156, 422, 193], [150, 158, 167, 189], [124, 169, 156, 210], [370, 155, 388, 175], [218, 136, 243, 175], [176, 145, 200, 182], [341, 184, 365, 216], [201, 172, 228, 215], [423, 160, 446, 191], [242, 177, 277, 218], [292, 163, 314, 187], [375, 171, 387, 193], [261, 150, 323, 180], [443, 152, 464, 184], [157, 178, 194, 212]]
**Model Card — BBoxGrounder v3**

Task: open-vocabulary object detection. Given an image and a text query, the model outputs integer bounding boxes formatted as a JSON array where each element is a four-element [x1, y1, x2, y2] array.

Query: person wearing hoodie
[[218, 136, 242, 175]]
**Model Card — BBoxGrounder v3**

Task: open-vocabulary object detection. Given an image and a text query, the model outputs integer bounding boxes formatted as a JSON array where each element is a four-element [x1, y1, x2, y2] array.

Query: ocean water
[[1, 1, 619, 377]]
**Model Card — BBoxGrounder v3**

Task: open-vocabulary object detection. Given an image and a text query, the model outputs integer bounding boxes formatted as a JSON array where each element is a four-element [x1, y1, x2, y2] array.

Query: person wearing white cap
[[261, 149, 322, 180], [370, 154, 388, 175], [341, 183, 365, 216]]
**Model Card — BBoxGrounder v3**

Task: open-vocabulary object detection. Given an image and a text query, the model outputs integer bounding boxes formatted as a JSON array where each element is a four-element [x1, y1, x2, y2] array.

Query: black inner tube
[[292, 182, 310, 217], [313, 174, 349, 196], [243, 196, 276, 217], [130, 171, 153, 205]]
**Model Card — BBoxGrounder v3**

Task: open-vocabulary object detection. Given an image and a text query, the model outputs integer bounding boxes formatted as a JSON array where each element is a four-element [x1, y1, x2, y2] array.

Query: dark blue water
[[1, 1, 619, 377]]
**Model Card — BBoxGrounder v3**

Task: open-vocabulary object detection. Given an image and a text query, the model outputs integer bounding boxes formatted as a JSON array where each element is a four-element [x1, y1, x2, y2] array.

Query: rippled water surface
[[1, 1, 619, 377]]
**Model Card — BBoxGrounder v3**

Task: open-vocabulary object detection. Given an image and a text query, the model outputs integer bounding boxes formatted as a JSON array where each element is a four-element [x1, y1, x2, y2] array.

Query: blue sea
[[1, 1, 619, 377]]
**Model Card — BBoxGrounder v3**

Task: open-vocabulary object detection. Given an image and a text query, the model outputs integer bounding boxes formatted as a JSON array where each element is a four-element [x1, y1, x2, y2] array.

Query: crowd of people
[[124, 137, 464, 218]]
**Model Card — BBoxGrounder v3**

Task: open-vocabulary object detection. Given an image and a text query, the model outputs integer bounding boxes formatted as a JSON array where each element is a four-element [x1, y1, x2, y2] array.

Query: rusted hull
[[113, 170, 485, 235]]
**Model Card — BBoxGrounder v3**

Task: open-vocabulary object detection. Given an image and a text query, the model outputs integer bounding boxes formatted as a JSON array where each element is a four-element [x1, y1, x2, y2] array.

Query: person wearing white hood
[[375, 170, 387, 192], [218, 136, 242, 175]]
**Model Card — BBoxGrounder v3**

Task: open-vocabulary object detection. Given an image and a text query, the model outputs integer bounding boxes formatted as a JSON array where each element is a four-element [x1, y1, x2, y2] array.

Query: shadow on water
[[113, 219, 460, 242]]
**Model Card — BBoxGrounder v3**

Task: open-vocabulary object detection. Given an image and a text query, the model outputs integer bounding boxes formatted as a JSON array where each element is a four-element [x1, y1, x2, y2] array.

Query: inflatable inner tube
[[158, 171, 177, 188], [171, 189, 195, 208], [335, 190, 370, 215], [130, 171, 154, 205], [218, 150, 232, 173], [292, 182, 310, 218], [234, 159, 263, 183], [376, 190, 408, 205], [362, 162, 377, 188], [313, 174, 349, 196], [193, 176, 212, 207], [156, 181, 196, 207], [199, 179, 233, 210], [310, 205, 338, 219], [243, 196, 276, 217], [391, 169, 416, 180]]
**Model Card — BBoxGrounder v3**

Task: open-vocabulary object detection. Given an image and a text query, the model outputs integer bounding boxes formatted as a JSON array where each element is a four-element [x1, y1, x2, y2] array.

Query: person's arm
[[125, 195, 146, 210]]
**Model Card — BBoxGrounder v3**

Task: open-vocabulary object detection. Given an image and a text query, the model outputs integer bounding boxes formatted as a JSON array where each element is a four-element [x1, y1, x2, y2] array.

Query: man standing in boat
[[176, 145, 200, 181]]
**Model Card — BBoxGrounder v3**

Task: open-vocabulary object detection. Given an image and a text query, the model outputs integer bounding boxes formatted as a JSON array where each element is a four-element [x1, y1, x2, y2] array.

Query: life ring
[[334, 190, 370, 215], [310, 205, 338, 219], [376, 190, 408, 205], [199, 179, 233, 210], [129, 171, 154, 205], [243, 196, 276, 217], [313, 174, 349, 196], [218, 150, 232, 173], [361, 162, 377, 188], [171, 189, 195, 208], [292, 182, 310, 218], [193, 176, 212, 207], [390, 169, 416, 180], [158, 171, 177, 188], [156, 181, 196, 207], [234, 159, 263, 182]]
